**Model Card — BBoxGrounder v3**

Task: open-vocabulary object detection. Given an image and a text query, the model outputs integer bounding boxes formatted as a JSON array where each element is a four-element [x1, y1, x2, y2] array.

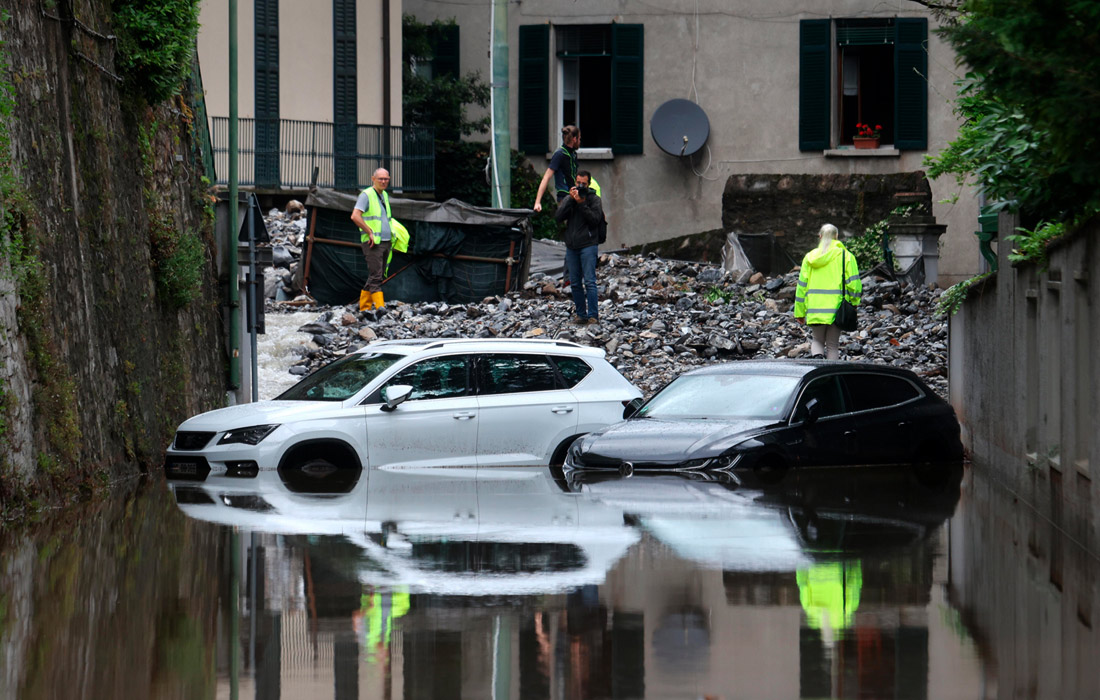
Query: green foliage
[[932, 2, 1100, 223], [924, 78, 1064, 216], [705, 286, 735, 304], [1007, 220, 1066, 270], [113, 0, 201, 104], [402, 15, 489, 140], [844, 205, 916, 272], [433, 140, 491, 205], [936, 271, 993, 317], [149, 217, 205, 308]]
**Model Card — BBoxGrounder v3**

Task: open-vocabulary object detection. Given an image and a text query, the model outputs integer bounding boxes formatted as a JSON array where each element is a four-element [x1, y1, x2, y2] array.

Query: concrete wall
[[950, 213, 1100, 545], [403, 0, 980, 286], [197, 0, 403, 126]]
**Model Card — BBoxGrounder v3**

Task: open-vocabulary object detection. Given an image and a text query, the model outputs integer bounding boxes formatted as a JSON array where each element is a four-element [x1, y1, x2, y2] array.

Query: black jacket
[[554, 191, 603, 250]]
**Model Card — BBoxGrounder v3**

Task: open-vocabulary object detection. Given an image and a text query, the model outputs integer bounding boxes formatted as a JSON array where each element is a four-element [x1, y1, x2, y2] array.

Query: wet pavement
[[1, 460, 1097, 699]]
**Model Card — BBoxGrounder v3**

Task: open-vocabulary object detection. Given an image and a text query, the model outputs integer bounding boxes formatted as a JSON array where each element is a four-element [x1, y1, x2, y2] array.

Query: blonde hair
[[817, 223, 838, 251]]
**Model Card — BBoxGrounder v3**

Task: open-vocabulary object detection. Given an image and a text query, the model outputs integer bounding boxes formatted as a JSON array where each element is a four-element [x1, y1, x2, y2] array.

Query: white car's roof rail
[[366, 337, 589, 352]]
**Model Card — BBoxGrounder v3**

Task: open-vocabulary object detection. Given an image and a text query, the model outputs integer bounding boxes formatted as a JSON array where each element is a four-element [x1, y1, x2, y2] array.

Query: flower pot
[[853, 137, 880, 149]]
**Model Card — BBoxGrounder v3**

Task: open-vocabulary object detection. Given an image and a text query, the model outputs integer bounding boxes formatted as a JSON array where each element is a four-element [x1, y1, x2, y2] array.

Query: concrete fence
[[949, 212, 1099, 545]]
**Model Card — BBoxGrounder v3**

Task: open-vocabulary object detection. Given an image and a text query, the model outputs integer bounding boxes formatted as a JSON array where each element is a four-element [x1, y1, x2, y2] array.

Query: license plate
[[171, 461, 198, 476]]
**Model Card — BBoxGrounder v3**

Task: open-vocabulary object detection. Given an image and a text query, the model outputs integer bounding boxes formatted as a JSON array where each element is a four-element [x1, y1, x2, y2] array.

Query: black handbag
[[835, 249, 858, 332]]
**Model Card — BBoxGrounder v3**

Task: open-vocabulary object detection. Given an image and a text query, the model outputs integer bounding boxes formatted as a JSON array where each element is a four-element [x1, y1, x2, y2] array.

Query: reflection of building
[[948, 467, 1100, 699], [186, 466, 983, 697]]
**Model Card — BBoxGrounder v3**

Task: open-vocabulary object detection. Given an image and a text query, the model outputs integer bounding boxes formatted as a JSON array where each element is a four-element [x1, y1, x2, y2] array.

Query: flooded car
[[164, 338, 641, 480], [565, 360, 963, 475]]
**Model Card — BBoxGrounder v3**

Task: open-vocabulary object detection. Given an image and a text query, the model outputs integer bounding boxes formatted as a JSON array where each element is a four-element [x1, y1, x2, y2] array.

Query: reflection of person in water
[[358, 587, 410, 664], [797, 560, 863, 640]]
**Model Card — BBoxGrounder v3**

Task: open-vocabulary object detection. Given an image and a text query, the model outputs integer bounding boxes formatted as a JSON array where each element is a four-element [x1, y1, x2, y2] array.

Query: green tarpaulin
[[301, 189, 533, 306]]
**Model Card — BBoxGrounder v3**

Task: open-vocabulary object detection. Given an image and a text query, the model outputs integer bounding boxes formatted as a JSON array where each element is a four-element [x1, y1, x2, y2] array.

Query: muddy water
[[1, 461, 1097, 699]]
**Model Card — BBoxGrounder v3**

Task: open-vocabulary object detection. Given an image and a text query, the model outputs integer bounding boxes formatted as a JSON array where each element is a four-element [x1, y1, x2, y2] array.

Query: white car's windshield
[[276, 353, 403, 401], [637, 374, 799, 420]]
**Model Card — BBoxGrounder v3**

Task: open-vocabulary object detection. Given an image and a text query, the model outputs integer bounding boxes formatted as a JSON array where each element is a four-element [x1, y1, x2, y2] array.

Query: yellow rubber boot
[[371, 291, 385, 309], [358, 290, 373, 311]]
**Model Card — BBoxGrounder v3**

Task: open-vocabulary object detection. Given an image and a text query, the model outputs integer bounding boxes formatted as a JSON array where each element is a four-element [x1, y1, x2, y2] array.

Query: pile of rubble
[[268, 251, 951, 398]]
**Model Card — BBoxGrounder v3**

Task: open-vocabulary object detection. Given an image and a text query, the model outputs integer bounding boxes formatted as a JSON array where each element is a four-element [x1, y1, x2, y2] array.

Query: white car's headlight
[[218, 424, 280, 445]]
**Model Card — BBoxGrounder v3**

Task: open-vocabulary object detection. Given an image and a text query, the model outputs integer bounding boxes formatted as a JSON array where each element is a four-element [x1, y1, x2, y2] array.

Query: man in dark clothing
[[554, 170, 603, 324], [534, 125, 580, 211]]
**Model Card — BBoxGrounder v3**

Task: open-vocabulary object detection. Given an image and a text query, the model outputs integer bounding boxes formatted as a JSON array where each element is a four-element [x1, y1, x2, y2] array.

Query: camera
[[575, 185, 589, 196]]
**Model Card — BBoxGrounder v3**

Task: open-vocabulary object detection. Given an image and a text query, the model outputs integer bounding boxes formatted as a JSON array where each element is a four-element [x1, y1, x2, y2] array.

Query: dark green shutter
[[333, 0, 357, 190], [611, 24, 644, 155], [518, 25, 549, 155], [433, 24, 460, 79], [799, 19, 831, 151], [894, 18, 928, 150], [254, 0, 280, 187]]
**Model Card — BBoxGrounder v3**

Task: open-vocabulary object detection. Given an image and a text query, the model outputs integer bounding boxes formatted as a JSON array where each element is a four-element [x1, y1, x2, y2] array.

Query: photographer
[[554, 170, 604, 324]]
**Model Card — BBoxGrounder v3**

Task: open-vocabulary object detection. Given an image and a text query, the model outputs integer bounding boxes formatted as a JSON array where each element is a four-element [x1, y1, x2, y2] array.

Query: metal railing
[[211, 117, 434, 192]]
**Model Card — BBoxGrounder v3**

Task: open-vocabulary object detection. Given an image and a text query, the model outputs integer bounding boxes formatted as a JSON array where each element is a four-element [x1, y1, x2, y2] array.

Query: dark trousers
[[360, 239, 392, 292]]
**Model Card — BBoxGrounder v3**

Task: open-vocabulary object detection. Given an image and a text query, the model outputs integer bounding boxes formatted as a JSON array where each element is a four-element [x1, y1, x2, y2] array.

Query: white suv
[[165, 338, 642, 480]]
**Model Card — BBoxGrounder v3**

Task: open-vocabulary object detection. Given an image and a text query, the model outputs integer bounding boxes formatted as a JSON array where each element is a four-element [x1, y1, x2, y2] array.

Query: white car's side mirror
[[381, 384, 414, 412]]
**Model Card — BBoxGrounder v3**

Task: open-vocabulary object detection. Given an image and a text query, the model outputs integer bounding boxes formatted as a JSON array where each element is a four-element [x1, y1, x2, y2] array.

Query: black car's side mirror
[[803, 397, 820, 425], [381, 384, 413, 412], [623, 397, 644, 419]]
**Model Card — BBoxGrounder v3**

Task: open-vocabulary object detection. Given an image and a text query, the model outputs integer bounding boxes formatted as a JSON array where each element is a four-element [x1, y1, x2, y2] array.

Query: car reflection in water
[[169, 460, 969, 698]]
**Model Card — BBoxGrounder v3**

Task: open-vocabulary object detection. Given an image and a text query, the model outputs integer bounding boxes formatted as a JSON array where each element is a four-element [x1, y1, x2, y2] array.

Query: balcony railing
[[210, 117, 434, 192]]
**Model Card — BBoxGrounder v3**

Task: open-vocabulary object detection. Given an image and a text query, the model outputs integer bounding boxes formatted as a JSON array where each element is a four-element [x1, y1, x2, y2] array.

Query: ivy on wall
[[112, 0, 200, 104]]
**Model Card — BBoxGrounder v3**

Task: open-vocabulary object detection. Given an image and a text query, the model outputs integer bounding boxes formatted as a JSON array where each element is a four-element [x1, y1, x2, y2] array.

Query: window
[[793, 377, 846, 422], [638, 374, 799, 420], [799, 17, 927, 150], [277, 353, 403, 401], [841, 373, 922, 412], [550, 356, 592, 387], [518, 24, 644, 155], [383, 356, 469, 401], [477, 354, 560, 395]]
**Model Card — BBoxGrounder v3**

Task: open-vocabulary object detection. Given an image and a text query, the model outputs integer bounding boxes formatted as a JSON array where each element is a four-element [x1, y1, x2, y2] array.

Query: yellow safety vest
[[794, 240, 862, 325], [360, 188, 410, 256]]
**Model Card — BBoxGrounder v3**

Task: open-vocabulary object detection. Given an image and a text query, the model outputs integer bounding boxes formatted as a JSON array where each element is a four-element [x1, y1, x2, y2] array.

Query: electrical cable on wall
[[687, 0, 719, 181]]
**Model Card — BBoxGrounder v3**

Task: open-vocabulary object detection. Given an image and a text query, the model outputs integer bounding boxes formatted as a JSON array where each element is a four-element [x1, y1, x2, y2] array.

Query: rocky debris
[[266, 251, 951, 399], [257, 207, 310, 300]]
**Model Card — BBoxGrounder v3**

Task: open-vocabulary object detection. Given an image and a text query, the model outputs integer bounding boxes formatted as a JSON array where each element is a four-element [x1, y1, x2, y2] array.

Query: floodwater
[[2, 459, 1098, 699]]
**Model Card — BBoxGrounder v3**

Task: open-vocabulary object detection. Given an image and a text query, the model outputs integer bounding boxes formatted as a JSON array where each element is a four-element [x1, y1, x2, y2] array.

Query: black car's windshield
[[637, 374, 799, 420], [276, 353, 403, 402]]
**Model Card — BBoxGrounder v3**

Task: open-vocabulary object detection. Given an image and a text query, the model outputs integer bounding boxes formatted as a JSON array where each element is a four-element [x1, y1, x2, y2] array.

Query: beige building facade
[[404, 0, 981, 286], [196, 0, 414, 190]]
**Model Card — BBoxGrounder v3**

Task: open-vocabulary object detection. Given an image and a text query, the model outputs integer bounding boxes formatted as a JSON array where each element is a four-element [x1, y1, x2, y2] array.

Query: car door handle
[[453, 411, 476, 420], [551, 406, 574, 414]]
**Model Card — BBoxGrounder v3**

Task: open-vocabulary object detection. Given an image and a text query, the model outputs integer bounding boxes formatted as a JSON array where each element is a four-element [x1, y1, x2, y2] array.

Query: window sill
[[547, 148, 614, 160], [824, 146, 901, 157]]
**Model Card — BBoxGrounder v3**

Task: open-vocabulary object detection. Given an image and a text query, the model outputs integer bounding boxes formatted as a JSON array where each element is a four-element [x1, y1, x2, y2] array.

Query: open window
[[518, 23, 644, 155], [799, 17, 927, 151]]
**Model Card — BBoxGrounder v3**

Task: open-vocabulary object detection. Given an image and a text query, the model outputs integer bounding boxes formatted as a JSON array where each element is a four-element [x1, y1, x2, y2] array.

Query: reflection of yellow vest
[[360, 188, 410, 256], [362, 588, 410, 660], [797, 561, 862, 631]]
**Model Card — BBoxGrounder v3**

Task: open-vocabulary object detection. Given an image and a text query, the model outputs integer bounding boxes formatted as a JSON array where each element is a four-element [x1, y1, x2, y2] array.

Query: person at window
[[352, 168, 409, 311], [793, 223, 862, 359], [555, 170, 603, 324], [534, 125, 580, 211]]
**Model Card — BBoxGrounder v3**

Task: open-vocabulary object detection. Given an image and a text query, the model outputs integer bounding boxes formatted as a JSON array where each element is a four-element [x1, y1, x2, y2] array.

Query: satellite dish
[[650, 99, 710, 157]]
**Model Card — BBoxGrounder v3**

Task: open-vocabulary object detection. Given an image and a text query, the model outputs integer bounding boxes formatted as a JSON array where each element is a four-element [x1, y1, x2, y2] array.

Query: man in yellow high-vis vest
[[351, 168, 408, 311]]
